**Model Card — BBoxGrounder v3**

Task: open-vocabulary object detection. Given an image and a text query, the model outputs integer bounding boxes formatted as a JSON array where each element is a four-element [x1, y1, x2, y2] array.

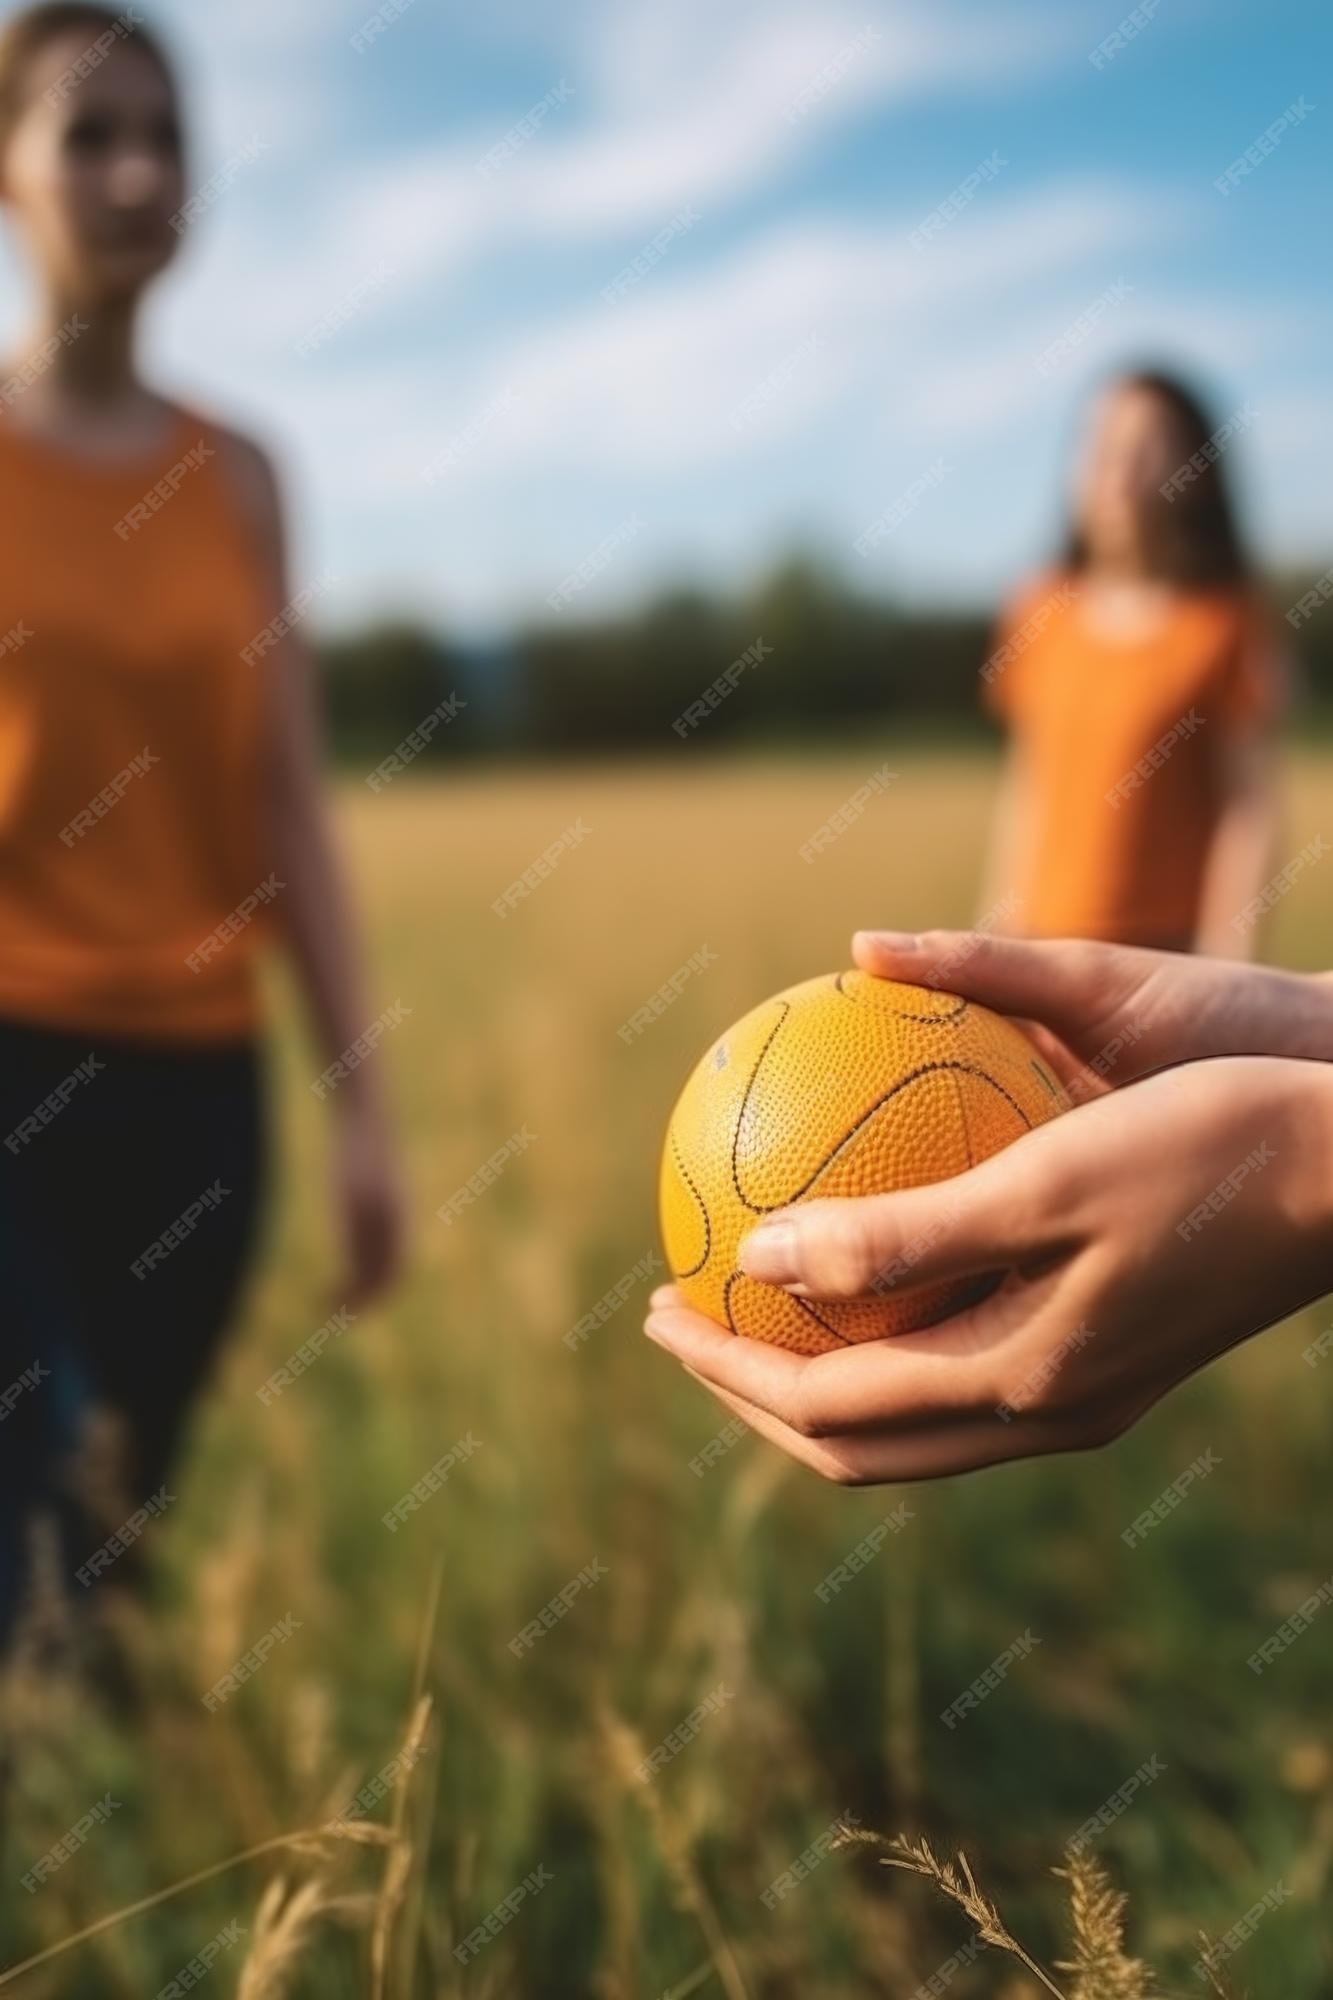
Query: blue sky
[[4, 0, 1330, 635]]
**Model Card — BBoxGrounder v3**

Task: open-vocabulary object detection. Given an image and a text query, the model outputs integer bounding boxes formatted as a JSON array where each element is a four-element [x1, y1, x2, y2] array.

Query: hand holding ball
[[659, 970, 1063, 1353]]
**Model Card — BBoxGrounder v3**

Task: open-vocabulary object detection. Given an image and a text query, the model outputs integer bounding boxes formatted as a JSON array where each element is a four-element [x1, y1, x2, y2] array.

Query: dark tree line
[[317, 557, 1333, 767]]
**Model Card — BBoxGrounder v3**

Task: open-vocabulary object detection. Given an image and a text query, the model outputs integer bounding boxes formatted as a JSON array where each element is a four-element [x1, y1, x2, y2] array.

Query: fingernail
[[739, 1220, 799, 1283], [643, 1315, 673, 1347], [855, 930, 920, 954]]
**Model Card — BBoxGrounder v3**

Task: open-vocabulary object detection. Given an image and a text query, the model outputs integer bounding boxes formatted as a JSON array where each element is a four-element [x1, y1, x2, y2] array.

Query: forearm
[[219, 435, 405, 1303], [1160, 957, 1333, 1070], [976, 747, 1029, 929], [1259, 968, 1333, 1064], [273, 782, 387, 1112], [1194, 764, 1281, 960]]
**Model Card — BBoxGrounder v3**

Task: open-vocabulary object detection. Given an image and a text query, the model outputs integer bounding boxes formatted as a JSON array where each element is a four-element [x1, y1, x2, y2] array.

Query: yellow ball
[[659, 969, 1063, 1354]]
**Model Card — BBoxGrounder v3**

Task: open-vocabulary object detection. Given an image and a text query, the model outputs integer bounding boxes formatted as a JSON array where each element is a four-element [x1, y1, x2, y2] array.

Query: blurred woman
[[980, 368, 1284, 955], [0, 2, 404, 1645]]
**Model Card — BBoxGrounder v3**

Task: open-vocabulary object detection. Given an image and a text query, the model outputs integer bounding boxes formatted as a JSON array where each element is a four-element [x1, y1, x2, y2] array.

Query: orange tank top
[[984, 571, 1281, 945], [0, 402, 273, 1042]]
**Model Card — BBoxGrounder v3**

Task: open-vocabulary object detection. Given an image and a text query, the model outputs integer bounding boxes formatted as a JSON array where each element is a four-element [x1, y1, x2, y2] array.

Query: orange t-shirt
[[983, 571, 1280, 944], [0, 403, 273, 1041]]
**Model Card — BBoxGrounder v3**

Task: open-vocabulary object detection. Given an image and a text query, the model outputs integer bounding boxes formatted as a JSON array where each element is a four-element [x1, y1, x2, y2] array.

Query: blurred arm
[[224, 431, 405, 1306], [1195, 609, 1288, 961], [1194, 729, 1281, 961], [226, 437, 387, 1092], [976, 740, 1033, 932]]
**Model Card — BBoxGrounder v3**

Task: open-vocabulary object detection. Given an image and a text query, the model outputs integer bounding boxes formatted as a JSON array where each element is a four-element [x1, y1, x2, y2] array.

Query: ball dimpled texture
[[659, 969, 1064, 1354]]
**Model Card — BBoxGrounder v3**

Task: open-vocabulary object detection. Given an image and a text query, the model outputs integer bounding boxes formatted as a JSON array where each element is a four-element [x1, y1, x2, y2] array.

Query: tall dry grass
[[1, 749, 1331, 1994]]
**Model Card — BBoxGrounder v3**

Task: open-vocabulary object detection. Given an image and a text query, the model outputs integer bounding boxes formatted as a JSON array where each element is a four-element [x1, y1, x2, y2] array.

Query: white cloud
[[6, 0, 1327, 630], [519, 4, 1037, 236], [414, 181, 1176, 479], [145, 0, 348, 165], [162, 176, 1181, 518], [156, 0, 1090, 363], [905, 289, 1300, 438]]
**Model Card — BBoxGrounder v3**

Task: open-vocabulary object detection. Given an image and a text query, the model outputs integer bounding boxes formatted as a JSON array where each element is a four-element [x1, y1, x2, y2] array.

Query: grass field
[[3, 748, 1332, 1998]]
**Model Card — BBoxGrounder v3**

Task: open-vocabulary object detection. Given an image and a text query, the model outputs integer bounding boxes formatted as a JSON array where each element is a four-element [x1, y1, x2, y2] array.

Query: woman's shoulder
[[1184, 579, 1278, 647], [168, 398, 284, 558], [997, 566, 1078, 637], [171, 402, 277, 505]]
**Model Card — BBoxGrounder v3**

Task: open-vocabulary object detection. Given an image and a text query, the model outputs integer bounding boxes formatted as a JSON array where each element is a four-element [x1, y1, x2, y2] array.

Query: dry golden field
[[3, 748, 1332, 1997]]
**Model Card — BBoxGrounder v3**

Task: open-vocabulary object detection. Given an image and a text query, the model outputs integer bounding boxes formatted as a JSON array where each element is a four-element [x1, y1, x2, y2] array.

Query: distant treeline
[[319, 557, 1333, 766]]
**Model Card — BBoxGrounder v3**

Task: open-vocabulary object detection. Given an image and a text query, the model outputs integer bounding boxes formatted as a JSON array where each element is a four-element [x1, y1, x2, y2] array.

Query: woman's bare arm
[[1194, 730, 1282, 960], [224, 431, 406, 1308], [976, 740, 1033, 932]]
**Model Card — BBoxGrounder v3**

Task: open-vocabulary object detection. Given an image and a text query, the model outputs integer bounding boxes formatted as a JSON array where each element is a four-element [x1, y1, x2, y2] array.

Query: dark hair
[[0, 3, 174, 148], [1063, 366, 1251, 588]]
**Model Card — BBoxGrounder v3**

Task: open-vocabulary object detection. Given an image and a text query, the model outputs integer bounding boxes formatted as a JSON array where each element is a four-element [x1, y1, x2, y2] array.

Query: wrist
[[1274, 969, 1333, 1064]]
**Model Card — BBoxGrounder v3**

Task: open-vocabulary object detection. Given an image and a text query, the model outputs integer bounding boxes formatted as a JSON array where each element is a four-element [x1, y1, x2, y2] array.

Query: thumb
[[852, 929, 1151, 1061], [737, 1129, 1061, 1302]]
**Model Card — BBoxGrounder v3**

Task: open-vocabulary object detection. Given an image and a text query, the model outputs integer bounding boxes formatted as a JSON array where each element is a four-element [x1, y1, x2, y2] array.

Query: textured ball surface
[[659, 969, 1063, 1354]]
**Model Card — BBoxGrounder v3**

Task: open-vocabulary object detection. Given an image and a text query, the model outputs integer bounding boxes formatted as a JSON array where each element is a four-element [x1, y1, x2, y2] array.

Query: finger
[[649, 1248, 1078, 1438], [646, 1304, 812, 1412], [851, 929, 1150, 1052], [645, 1293, 1019, 1438], [681, 1372, 874, 1483], [677, 1370, 1053, 1486], [735, 1132, 1065, 1301]]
